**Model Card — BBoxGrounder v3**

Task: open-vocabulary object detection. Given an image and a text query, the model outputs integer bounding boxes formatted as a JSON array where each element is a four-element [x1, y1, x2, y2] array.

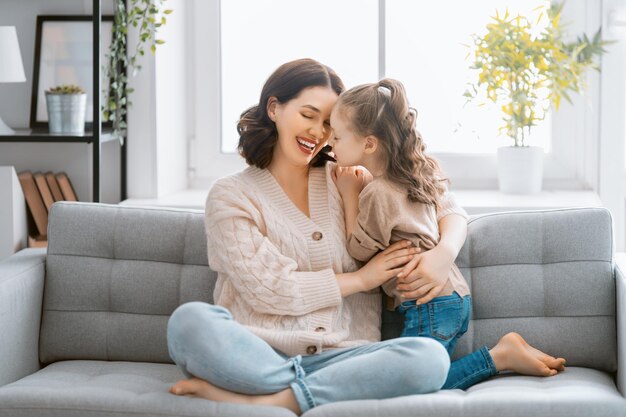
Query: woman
[[166, 59, 565, 415]]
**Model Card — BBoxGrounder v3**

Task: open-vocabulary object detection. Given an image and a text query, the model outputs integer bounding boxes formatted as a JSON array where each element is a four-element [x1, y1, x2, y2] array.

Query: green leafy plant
[[103, 0, 172, 143], [46, 85, 86, 94], [465, 3, 609, 147]]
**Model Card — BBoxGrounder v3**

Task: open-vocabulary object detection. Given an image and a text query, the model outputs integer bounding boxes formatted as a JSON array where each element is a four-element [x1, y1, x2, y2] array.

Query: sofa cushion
[[304, 367, 626, 417], [0, 361, 295, 417], [383, 208, 616, 372], [40, 203, 217, 364]]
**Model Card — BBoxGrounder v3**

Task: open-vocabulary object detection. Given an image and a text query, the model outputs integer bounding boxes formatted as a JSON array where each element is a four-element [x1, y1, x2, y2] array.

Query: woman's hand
[[337, 241, 420, 297], [395, 244, 456, 304], [396, 213, 467, 304], [332, 166, 371, 198]]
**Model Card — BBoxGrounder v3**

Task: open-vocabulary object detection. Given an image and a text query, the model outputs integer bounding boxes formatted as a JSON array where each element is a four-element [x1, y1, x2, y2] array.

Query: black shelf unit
[[0, 0, 126, 202], [0, 129, 118, 144]]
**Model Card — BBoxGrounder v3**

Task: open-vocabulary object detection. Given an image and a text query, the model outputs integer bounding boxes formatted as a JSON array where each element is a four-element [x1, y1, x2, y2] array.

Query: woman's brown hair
[[237, 58, 345, 168], [335, 78, 447, 206]]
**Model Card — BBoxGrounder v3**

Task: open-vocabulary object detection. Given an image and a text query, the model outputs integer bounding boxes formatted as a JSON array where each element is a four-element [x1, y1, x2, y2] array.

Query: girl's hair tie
[[377, 85, 391, 97]]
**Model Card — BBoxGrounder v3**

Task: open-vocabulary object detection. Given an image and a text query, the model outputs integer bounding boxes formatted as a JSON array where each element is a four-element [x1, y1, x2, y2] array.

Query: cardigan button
[[312, 231, 323, 241], [314, 326, 326, 332], [306, 345, 318, 355]]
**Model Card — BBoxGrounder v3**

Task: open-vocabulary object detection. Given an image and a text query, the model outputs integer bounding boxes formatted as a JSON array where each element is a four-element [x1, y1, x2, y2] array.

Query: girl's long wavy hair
[[336, 78, 447, 206], [237, 58, 345, 168]]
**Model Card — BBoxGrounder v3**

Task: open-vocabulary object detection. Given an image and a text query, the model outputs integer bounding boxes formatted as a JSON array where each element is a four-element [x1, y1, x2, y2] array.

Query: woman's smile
[[296, 136, 318, 155]]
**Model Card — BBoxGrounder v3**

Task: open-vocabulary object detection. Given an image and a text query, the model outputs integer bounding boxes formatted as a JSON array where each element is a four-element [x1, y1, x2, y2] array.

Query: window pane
[[386, 0, 552, 153], [221, 0, 378, 153]]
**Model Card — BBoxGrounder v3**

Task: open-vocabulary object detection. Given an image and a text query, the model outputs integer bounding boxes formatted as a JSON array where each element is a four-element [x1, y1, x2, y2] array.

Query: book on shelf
[[28, 234, 48, 248], [18, 170, 80, 248], [18, 170, 48, 239], [33, 172, 55, 211], [55, 172, 78, 201], [45, 171, 64, 201]]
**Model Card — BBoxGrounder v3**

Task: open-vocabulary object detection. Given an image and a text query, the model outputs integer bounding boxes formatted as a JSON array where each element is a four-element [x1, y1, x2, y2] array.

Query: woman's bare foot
[[489, 332, 566, 376], [169, 378, 301, 415], [170, 378, 252, 403]]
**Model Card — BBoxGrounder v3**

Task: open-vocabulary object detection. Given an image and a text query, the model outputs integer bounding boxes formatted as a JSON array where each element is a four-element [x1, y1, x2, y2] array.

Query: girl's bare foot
[[169, 378, 301, 415], [525, 340, 566, 371], [489, 332, 566, 376]]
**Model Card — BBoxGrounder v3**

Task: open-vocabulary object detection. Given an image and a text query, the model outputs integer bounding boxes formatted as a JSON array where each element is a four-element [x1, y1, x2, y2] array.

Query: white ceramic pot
[[497, 146, 544, 194]]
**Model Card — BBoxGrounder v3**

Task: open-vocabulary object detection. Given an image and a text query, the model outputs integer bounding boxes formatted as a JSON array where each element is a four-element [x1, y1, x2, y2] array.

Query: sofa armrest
[[616, 253, 626, 396], [0, 248, 46, 386]]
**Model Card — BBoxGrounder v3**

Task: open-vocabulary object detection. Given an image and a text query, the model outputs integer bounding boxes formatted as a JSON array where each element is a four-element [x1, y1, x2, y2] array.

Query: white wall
[[126, 23, 158, 198], [600, 0, 626, 251], [156, 0, 188, 196], [126, 0, 189, 198], [0, 167, 27, 260], [0, 0, 120, 203]]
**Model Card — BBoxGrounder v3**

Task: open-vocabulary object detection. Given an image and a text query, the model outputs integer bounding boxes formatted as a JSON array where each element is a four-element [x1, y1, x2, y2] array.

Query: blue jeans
[[167, 302, 451, 413], [398, 293, 498, 389]]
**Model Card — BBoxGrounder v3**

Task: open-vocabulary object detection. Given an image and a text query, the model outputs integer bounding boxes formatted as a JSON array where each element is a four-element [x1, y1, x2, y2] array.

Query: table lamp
[[0, 26, 26, 135]]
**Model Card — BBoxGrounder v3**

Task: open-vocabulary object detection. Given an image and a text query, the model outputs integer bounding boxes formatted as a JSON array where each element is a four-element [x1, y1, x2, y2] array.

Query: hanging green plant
[[103, 0, 172, 144]]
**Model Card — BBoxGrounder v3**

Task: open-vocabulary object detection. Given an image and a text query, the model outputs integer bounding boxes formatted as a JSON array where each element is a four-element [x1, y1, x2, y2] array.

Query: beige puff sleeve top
[[347, 177, 470, 307]]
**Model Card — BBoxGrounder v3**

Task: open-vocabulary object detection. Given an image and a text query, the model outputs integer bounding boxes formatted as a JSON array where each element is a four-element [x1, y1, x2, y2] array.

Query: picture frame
[[29, 15, 114, 130]]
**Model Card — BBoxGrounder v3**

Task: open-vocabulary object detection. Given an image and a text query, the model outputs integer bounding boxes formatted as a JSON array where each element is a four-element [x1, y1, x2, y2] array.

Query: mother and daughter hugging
[[165, 58, 567, 415]]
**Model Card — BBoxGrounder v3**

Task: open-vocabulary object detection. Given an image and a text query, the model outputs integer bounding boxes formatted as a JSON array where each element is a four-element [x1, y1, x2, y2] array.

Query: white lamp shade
[[0, 26, 26, 83]]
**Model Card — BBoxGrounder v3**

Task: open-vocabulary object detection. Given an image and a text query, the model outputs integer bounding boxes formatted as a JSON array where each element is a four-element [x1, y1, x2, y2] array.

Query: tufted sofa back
[[382, 208, 616, 372], [40, 202, 215, 364], [41, 203, 615, 373]]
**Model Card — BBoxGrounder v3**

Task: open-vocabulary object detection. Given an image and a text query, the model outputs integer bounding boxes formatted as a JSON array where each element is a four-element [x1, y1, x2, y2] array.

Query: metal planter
[[45, 92, 87, 134]]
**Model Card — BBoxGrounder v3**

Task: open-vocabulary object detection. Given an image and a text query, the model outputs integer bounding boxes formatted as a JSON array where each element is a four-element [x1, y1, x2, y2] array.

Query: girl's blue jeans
[[167, 302, 451, 413], [398, 292, 498, 389]]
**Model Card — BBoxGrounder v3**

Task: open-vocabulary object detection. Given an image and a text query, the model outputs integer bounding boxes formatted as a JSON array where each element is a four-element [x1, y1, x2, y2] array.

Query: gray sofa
[[0, 202, 625, 417]]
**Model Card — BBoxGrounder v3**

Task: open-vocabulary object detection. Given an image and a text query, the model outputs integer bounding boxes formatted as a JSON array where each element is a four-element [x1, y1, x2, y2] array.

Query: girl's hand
[[359, 167, 374, 188], [356, 241, 421, 292], [332, 166, 370, 197], [395, 244, 455, 304]]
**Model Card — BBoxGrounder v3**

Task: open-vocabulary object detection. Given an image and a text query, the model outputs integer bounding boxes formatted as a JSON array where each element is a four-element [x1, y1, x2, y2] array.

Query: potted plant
[[466, 3, 608, 193], [103, 0, 172, 144], [45, 84, 87, 134]]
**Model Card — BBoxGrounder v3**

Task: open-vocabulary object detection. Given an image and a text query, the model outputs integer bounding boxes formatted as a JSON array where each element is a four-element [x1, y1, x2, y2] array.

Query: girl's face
[[329, 106, 367, 167], [271, 86, 338, 167]]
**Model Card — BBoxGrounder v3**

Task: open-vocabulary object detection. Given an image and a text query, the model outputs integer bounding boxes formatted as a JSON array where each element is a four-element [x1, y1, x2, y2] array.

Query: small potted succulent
[[466, 3, 608, 193], [45, 84, 87, 134]]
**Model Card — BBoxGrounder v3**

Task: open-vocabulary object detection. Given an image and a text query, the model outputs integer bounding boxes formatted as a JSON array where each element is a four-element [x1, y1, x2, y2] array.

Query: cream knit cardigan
[[205, 162, 464, 357]]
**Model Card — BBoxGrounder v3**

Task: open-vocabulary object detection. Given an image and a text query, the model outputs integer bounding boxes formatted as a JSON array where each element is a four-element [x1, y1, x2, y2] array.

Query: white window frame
[[189, 0, 601, 191], [599, 0, 626, 251]]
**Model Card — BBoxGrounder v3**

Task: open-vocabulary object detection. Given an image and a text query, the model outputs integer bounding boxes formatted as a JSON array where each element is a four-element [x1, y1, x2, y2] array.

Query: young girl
[[329, 78, 566, 388]]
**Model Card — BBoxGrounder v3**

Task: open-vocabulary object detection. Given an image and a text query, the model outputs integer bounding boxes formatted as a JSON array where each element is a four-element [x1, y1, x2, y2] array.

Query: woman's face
[[329, 106, 367, 167], [270, 86, 338, 167]]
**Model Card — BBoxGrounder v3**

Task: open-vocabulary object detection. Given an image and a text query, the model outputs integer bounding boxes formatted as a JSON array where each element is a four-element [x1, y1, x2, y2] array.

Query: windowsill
[[120, 189, 208, 210], [121, 188, 603, 214], [454, 190, 603, 215]]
